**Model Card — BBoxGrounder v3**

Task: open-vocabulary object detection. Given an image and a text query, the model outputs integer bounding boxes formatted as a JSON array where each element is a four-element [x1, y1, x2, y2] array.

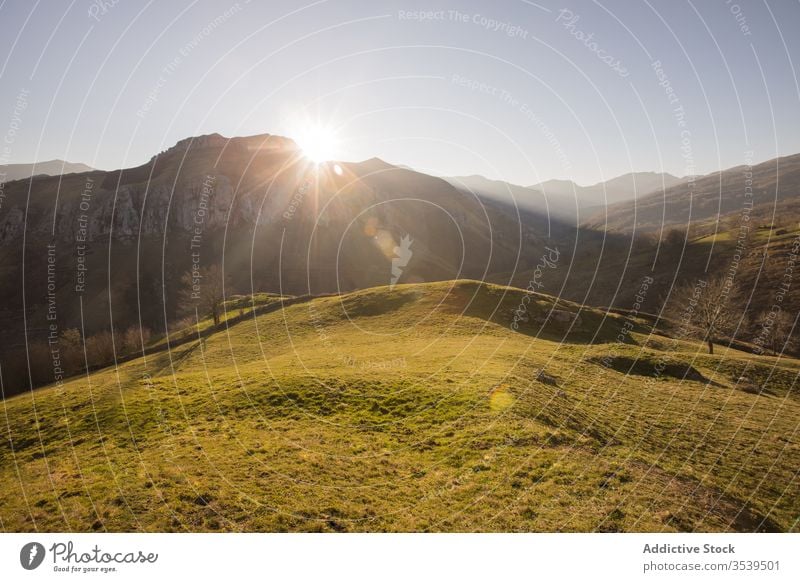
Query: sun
[[295, 123, 340, 164]]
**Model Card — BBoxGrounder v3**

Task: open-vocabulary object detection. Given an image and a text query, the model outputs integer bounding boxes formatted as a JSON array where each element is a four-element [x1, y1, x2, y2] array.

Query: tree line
[[1, 264, 230, 398]]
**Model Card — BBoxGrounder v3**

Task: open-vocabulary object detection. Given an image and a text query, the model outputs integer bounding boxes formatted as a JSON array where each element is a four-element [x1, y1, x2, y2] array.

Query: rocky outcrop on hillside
[[0, 134, 309, 245]]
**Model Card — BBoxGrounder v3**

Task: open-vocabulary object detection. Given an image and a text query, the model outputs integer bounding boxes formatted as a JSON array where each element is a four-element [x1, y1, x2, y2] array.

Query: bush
[[121, 325, 152, 355], [60, 328, 83, 375], [85, 331, 115, 369]]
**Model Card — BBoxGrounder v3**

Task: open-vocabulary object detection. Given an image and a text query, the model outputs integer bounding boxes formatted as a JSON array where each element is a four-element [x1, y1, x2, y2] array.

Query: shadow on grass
[[585, 355, 723, 385]]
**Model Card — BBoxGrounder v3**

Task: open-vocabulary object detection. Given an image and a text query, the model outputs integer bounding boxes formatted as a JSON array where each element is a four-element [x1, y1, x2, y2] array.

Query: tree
[[60, 328, 83, 375], [121, 325, 152, 355], [756, 310, 797, 355], [179, 263, 230, 326], [667, 274, 743, 354], [662, 227, 686, 249], [85, 331, 115, 368]]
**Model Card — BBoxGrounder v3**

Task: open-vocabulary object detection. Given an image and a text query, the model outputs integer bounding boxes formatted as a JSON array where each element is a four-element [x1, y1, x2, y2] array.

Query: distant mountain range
[[532, 171, 683, 208], [584, 154, 800, 232], [0, 160, 93, 183], [446, 171, 682, 224], [445, 175, 573, 221]]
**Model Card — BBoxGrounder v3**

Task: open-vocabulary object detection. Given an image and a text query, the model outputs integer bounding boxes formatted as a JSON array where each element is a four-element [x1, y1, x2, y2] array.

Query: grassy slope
[[149, 292, 292, 350], [1, 280, 798, 532]]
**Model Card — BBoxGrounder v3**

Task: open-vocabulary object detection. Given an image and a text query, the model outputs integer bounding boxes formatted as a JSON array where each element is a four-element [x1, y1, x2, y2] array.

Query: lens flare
[[295, 123, 340, 163]]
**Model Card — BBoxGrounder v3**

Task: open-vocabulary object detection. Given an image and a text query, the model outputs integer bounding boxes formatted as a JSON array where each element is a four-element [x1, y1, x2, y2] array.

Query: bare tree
[[121, 325, 152, 355], [755, 310, 797, 355], [667, 274, 743, 354], [85, 331, 115, 368], [179, 263, 229, 326], [770, 311, 797, 354]]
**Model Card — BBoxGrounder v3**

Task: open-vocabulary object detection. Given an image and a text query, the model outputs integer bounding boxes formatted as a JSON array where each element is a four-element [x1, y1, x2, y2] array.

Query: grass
[[148, 292, 291, 349], [694, 231, 734, 244], [1, 280, 798, 532]]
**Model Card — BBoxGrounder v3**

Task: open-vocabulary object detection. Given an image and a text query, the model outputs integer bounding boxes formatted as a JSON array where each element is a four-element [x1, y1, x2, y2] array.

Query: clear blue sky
[[1, 0, 798, 186]]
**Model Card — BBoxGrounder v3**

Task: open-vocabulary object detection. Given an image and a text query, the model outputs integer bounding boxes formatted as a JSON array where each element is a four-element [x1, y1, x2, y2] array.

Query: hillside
[[506, 215, 800, 327], [0, 133, 562, 354], [1, 280, 797, 532], [585, 154, 800, 232]]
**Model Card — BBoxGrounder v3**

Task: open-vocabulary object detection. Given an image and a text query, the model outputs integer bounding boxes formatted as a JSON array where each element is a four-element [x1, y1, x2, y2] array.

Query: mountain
[[445, 175, 580, 222], [0, 133, 575, 367], [531, 172, 683, 209], [585, 154, 800, 232], [0, 159, 93, 183], [1, 279, 796, 531], [447, 172, 682, 225], [3, 133, 800, 398], [446, 162, 800, 352]]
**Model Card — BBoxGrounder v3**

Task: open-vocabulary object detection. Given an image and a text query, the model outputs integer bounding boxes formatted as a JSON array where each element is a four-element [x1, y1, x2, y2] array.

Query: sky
[[0, 0, 799, 186]]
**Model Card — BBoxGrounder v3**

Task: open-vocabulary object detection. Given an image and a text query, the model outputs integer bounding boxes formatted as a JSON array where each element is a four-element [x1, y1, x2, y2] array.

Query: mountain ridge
[[0, 159, 94, 183], [531, 171, 683, 207], [586, 153, 800, 232]]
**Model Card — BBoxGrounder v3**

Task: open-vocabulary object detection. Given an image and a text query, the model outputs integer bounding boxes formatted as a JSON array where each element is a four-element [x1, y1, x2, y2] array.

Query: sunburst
[[295, 122, 340, 164]]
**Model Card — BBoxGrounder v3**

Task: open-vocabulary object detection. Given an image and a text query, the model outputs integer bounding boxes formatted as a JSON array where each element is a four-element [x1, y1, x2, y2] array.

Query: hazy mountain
[[585, 154, 800, 232], [445, 175, 580, 223], [531, 172, 683, 209], [447, 172, 682, 225], [0, 159, 93, 183]]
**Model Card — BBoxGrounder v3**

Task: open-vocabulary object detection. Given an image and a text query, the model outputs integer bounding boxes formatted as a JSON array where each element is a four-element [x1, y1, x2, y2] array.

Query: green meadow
[[1, 280, 798, 532]]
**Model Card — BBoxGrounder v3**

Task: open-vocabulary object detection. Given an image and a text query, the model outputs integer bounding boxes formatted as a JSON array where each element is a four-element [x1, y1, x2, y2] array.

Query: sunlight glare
[[296, 123, 340, 164]]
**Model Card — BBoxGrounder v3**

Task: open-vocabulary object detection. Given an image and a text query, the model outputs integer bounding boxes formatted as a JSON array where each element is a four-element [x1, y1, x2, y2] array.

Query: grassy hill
[[1, 280, 798, 532]]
